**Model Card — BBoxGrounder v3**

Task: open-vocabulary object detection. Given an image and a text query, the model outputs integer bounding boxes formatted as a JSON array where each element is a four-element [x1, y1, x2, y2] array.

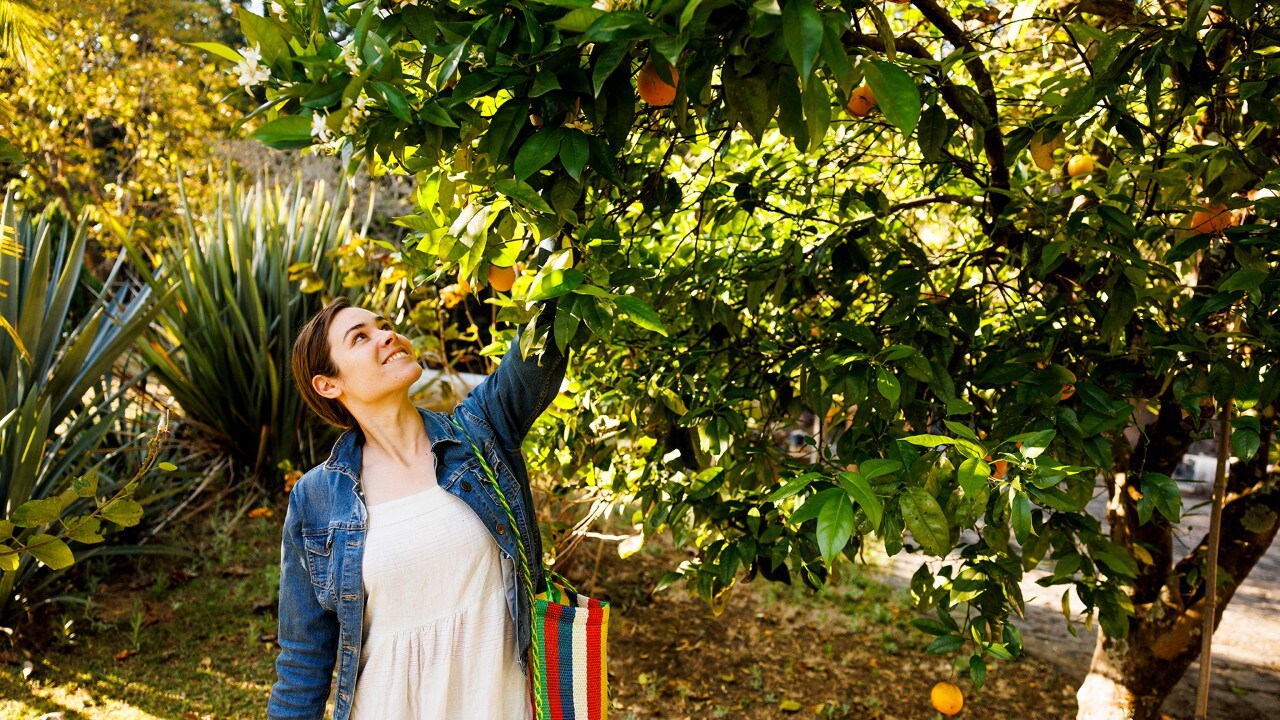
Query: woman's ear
[[313, 374, 342, 401]]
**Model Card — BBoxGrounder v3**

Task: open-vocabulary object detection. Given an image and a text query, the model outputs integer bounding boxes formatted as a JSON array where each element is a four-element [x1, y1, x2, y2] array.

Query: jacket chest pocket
[[301, 528, 334, 594]]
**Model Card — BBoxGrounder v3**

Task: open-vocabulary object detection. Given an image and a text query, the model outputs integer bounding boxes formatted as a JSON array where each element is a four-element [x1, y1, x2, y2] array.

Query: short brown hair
[[292, 297, 357, 429]]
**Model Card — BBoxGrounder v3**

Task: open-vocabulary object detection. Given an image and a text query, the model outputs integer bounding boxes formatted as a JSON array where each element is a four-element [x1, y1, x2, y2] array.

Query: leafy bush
[[0, 195, 169, 628], [127, 172, 360, 486]]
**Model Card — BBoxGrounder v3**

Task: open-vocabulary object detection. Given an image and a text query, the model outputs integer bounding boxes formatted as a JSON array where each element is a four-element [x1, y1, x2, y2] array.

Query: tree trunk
[[1077, 408, 1280, 719]]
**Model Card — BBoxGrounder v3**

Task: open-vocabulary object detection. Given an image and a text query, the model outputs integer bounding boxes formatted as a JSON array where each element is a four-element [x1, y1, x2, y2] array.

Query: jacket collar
[[322, 407, 459, 480]]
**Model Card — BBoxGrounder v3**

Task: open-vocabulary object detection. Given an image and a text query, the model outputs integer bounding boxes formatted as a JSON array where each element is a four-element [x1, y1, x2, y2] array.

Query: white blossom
[[271, 2, 286, 20], [240, 45, 263, 68], [341, 44, 362, 74], [311, 113, 333, 143], [234, 45, 270, 88]]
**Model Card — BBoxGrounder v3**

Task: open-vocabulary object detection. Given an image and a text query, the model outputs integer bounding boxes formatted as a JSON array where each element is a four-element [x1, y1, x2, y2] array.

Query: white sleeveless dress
[[348, 483, 533, 719]]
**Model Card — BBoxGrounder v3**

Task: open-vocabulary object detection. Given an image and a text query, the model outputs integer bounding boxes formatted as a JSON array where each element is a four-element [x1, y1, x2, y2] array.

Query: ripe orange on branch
[[846, 84, 877, 117], [1067, 154, 1094, 177], [1189, 203, 1236, 234], [638, 60, 678, 106], [931, 681, 964, 715], [488, 263, 516, 292]]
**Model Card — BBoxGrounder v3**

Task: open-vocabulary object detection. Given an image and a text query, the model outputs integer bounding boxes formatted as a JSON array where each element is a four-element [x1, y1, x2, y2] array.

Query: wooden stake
[[1195, 399, 1232, 719]]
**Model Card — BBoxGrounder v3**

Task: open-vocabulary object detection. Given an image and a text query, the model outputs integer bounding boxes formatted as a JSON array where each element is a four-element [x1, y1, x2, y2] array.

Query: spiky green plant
[[127, 172, 358, 486], [0, 194, 171, 626]]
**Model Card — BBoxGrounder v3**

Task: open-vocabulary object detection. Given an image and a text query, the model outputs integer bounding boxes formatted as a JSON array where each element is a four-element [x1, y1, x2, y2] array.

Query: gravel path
[[865, 478, 1280, 719]]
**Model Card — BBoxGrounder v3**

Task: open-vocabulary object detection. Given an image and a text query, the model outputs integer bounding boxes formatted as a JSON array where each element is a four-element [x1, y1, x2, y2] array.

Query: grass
[[0, 499, 303, 719]]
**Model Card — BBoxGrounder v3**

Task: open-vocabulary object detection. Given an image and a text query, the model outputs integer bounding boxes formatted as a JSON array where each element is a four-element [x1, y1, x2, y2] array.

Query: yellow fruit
[[1067, 154, 1094, 177], [846, 84, 877, 117], [488, 263, 516, 293], [931, 681, 964, 716], [1190, 203, 1235, 234], [638, 60, 678, 106]]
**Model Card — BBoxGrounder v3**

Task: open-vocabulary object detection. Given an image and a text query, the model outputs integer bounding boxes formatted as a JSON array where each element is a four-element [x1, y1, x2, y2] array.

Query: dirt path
[[868, 478, 1280, 719]]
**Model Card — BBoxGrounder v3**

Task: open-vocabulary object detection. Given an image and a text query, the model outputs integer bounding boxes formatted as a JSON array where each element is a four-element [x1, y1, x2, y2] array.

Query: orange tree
[[207, 1, 1280, 717]]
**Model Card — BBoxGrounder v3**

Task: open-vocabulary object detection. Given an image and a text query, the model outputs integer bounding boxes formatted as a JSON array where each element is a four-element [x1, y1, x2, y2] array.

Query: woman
[[267, 295, 568, 720]]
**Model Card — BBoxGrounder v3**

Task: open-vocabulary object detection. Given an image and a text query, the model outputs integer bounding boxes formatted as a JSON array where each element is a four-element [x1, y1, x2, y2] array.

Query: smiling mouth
[[383, 350, 410, 365]]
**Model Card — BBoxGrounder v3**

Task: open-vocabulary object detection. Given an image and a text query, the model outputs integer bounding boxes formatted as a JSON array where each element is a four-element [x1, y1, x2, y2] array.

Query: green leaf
[[0, 134, 24, 164], [531, 69, 561, 97], [910, 617, 952, 636], [27, 534, 75, 570], [156, 462, 177, 472], [480, 100, 528, 163], [560, 130, 590, 181], [789, 487, 842, 526], [613, 296, 668, 336], [863, 60, 921, 137], [1092, 542, 1138, 579], [514, 128, 563, 181], [101, 499, 144, 528], [250, 116, 313, 150], [925, 634, 965, 654], [782, 0, 823, 81], [10, 498, 60, 527], [1011, 490, 1032, 544], [238, 8, 289, 69], [419, 101, 457, 128], [554, 7, 606, 33], [969, 655, 987, 690], [494, 179, 553, 214], [875, 368, 901, 405], [899, 488, 950, 556], [857, 459, 901, 481], [767, 472, 822, 502], [1141, 472, 1182, 523], [838, 471, 884, 530], [65, 517, 104, 544], [957, 458, 991, 497], [1232, 427, 1261, 461], [0, 545, 17, 572], [0, 520, 11, 541], [185, 42, 245, 64], [528, 268, 585, 302], [372, 82, 413, 122], [816, 493, 856, 565]]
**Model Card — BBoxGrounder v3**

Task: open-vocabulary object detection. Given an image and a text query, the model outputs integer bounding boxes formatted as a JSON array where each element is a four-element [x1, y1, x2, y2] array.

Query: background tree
[[0, 0, 240, 263], [207, 1, 1280, 718]]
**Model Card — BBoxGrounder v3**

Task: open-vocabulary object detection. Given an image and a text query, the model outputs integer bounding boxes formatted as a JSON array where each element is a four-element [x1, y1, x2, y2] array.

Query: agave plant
[[126, 172, 358, 486], [0, 194, 170, 625]]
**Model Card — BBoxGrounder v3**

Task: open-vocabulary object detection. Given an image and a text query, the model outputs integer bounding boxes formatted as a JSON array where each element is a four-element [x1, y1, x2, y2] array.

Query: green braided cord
[[450, 417, 546, 719]]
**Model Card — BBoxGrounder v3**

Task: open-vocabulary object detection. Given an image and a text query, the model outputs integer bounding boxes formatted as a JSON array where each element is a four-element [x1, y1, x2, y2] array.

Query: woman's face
[[312, 306, 423, 408]]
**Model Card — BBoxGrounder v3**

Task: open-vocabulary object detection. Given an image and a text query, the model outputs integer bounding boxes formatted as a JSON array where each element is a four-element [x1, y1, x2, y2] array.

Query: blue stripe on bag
[[558, 602, 576, 716]]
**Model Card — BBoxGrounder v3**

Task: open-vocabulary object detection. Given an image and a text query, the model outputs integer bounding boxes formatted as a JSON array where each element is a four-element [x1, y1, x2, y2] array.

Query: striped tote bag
[[450, 417, 610, 719]]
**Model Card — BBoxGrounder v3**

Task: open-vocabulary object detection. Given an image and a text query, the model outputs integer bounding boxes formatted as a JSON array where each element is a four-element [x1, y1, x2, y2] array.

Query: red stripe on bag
[[546, 601, 564, 719], [586, 604, 602, 720]]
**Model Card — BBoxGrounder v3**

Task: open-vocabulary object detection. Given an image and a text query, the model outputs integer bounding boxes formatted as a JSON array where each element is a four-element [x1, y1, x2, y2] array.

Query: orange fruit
[[1060, 383, 1075, 401], [846, 84, 877, 117], [1067, 154, 1094, 177], [1190, 203, 1234, 234], [456, 275, 472, 295], [931, 681, 964, 716], [638, 60, 678, 106], [488, 263, 516, 292]]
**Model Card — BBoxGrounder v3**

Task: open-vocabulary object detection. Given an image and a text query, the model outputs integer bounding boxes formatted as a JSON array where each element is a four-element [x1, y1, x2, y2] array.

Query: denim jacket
[[267, 313, 568, 720]]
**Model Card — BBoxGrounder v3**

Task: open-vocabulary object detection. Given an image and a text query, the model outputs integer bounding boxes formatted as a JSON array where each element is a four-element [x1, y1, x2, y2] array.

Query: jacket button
[[496, 522, 506, 535], [461, 480, 472, 491]]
